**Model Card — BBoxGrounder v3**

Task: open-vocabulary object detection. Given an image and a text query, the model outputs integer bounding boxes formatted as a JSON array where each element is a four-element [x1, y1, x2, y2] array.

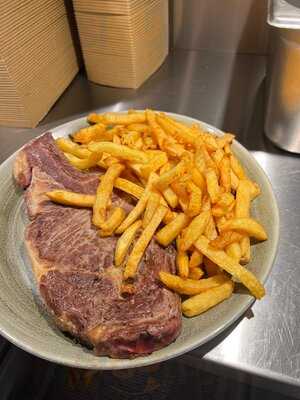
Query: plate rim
[[0, 112, 280, 369]]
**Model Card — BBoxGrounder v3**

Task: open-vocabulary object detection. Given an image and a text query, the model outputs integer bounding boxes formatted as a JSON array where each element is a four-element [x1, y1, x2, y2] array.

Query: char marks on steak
[[14, 133, 182, 358]]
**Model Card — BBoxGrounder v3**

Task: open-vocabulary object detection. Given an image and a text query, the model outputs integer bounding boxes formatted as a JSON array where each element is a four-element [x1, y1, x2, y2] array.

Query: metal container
[[265, 0, 300, 153]]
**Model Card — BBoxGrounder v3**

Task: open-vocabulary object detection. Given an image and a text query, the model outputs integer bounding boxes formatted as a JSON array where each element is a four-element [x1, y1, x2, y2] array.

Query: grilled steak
[[14, 133, 181, 358]]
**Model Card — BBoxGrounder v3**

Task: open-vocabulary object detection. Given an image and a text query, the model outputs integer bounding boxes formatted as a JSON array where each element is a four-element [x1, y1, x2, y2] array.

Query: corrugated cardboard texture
[[0, 0, 79, 127]]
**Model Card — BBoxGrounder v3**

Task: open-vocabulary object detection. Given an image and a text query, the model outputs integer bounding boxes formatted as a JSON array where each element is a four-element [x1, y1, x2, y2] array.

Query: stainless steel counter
[[0, 50, 299, 398]]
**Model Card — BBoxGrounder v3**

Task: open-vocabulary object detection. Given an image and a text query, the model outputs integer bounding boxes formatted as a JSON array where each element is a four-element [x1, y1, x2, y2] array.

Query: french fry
[[87, 113, 104, 124], [115, 174, 156, 234], [46, 190, 95, 208], [235, 179, 252, 219], [115, 220, 142, 267], [176, 249, 189, 279], [159, 271, 229, 295], [216, 133, 235, 149], [230, 154, 247, 180], [141, 150, 168, 178], [157, 115, 196, 145], [190, 249, 203, 269], [93, 163, 124, 227], [161, 186, 179, 208], [124, 205, 167, 279], [226, 242, 242, 262], [186, 181, 202, 217], [99, 207, 126, 236], [189, 267, 204, 280], [88, 142, 149, 164], [100, 112, 146, 125], [219, 218, 268, 241], [127, 123, 150, 134], [180, 210, 210, 251], [64, 152, 102, 170], [194, 146, 206, 173], [240, 236, 251, 264], [72, 123, 106, 144], [142, 192, 161, 228], [249, 181, 261, 200], [204, 214, 218, 240], [56, 138, 91, 159], [205, 168, 220, 204], [113, 177, 144, 199], [204, 257, 220, 276], [171, 180, 190, 208], [182, 280, 234, 317], [201, 194, 211, 212], [202, 133, 219, 152], [191, 167, 206, 192], [146, 109, 170, 149], [156, 213, 190, 246], [195, 236, 265, 299], [212, 148, 225, 166], [210, 231, 244, 249], [154, 160, 186, 191], [230, 170, 240, 191], [219, 156, 231, 192]]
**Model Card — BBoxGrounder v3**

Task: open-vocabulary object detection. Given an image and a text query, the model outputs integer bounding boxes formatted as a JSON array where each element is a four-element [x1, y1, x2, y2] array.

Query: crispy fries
[[93, 163, 124, 227], [124, 205, 167, 279], [182, 280, 234, 317], [46, 190, 95, 207], [52, 109, 268, 319], [159, 271, 229, 295], [195, 236, 265, 299], [88, 142, 149, 164]]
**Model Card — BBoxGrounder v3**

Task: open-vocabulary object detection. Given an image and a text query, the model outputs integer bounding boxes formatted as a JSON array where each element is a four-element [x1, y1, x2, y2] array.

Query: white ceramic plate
[[0, 112, 279, 369]]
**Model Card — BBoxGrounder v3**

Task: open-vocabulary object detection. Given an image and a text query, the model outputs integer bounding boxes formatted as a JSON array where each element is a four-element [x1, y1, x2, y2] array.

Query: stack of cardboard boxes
[[0, 0, 79, 127], [73, 0, 169, 88]]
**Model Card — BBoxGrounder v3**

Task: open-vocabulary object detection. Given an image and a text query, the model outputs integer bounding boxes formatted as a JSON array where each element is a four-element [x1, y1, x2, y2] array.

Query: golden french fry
[[212, 148, 225, 166], [186, 181, 202, 217], [202, 133, 219, 152], [219, 218, 268, 241], [161, 186, 178, 208], [224, 143, 231, 154], [88, 142, 148, 164], [230, 154, 247, 180], [101, 112, 146, 125], [230, 169, 239, 191], [72, 123, 106, 144], [176, 249, 189, 279], [115, 174, 156, 234], [113, 177, 144, 199], [127, 123, 150, 134], [156, 213, 190, 246], [140, 151, 168, 178], [188, 267, 204, 280], [64, 152, 101, 170], [240, 236, 251, 264], [195, 236, 265, 299], [87, 113, 104, 124], [142, 192, 161, 228], [201, 194, 211, 212], [194, 146, 206, 173], [226, 242, 242, 262], [205, 168, 220, 204], [154, 160, 186, 191], [219, 156, 231, 192], [56, 138, 91, 159], [46, 190, 95, 208], [204, 257, 220, 276], [191, 167, 206, 192], [115, 220, 142, 267], [180, 211, 210, 252], [190, 249, 203, 269], [210, 231, 244, 249], [211, 192, 235, 217], [204, 214, 218, 240], [146, 109, 170, 149], [235, 180, 252, 218], [182, 280, 234, 317], [93, 163, 124, 227], [124, 205, 167, 279], [159, 271, 229, 295], [99, 207, 126, 236], [157, 115, 196, 145], [170, 180, 190, 208], [249, 181, 261, 199], [216, 133, 235, 149]]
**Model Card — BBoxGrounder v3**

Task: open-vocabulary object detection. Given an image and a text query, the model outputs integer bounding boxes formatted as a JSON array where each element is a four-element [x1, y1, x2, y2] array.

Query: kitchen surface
[[0, 48, 299, 398]]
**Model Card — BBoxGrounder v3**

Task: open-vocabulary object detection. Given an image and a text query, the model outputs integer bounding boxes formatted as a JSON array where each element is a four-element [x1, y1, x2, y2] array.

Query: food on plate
[[13, 110, 268, 359]]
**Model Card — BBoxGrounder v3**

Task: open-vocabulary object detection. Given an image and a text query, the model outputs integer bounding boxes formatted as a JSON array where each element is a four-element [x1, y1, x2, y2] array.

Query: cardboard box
[[0, 0, 79, 127], [74, 0, 169, 89]]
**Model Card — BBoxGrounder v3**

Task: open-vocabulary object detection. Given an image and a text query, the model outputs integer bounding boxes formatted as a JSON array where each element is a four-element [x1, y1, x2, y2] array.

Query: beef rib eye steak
[[13, 133, 182, 358]]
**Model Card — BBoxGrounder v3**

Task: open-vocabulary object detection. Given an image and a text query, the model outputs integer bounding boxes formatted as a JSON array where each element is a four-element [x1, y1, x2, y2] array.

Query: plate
[[0, 112, 279, 369]]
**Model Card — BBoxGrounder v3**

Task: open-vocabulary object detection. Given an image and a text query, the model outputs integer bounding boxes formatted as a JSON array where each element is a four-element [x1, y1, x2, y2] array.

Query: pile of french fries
[[46, 110, 268, 318]]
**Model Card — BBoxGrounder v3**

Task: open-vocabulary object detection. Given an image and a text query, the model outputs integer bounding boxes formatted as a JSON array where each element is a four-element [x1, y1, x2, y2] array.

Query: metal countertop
[[0, 50, 299, 398]]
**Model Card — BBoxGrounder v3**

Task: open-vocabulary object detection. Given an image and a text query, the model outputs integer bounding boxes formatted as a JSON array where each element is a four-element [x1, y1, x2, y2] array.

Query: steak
[[14, 133, 182, 358]]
